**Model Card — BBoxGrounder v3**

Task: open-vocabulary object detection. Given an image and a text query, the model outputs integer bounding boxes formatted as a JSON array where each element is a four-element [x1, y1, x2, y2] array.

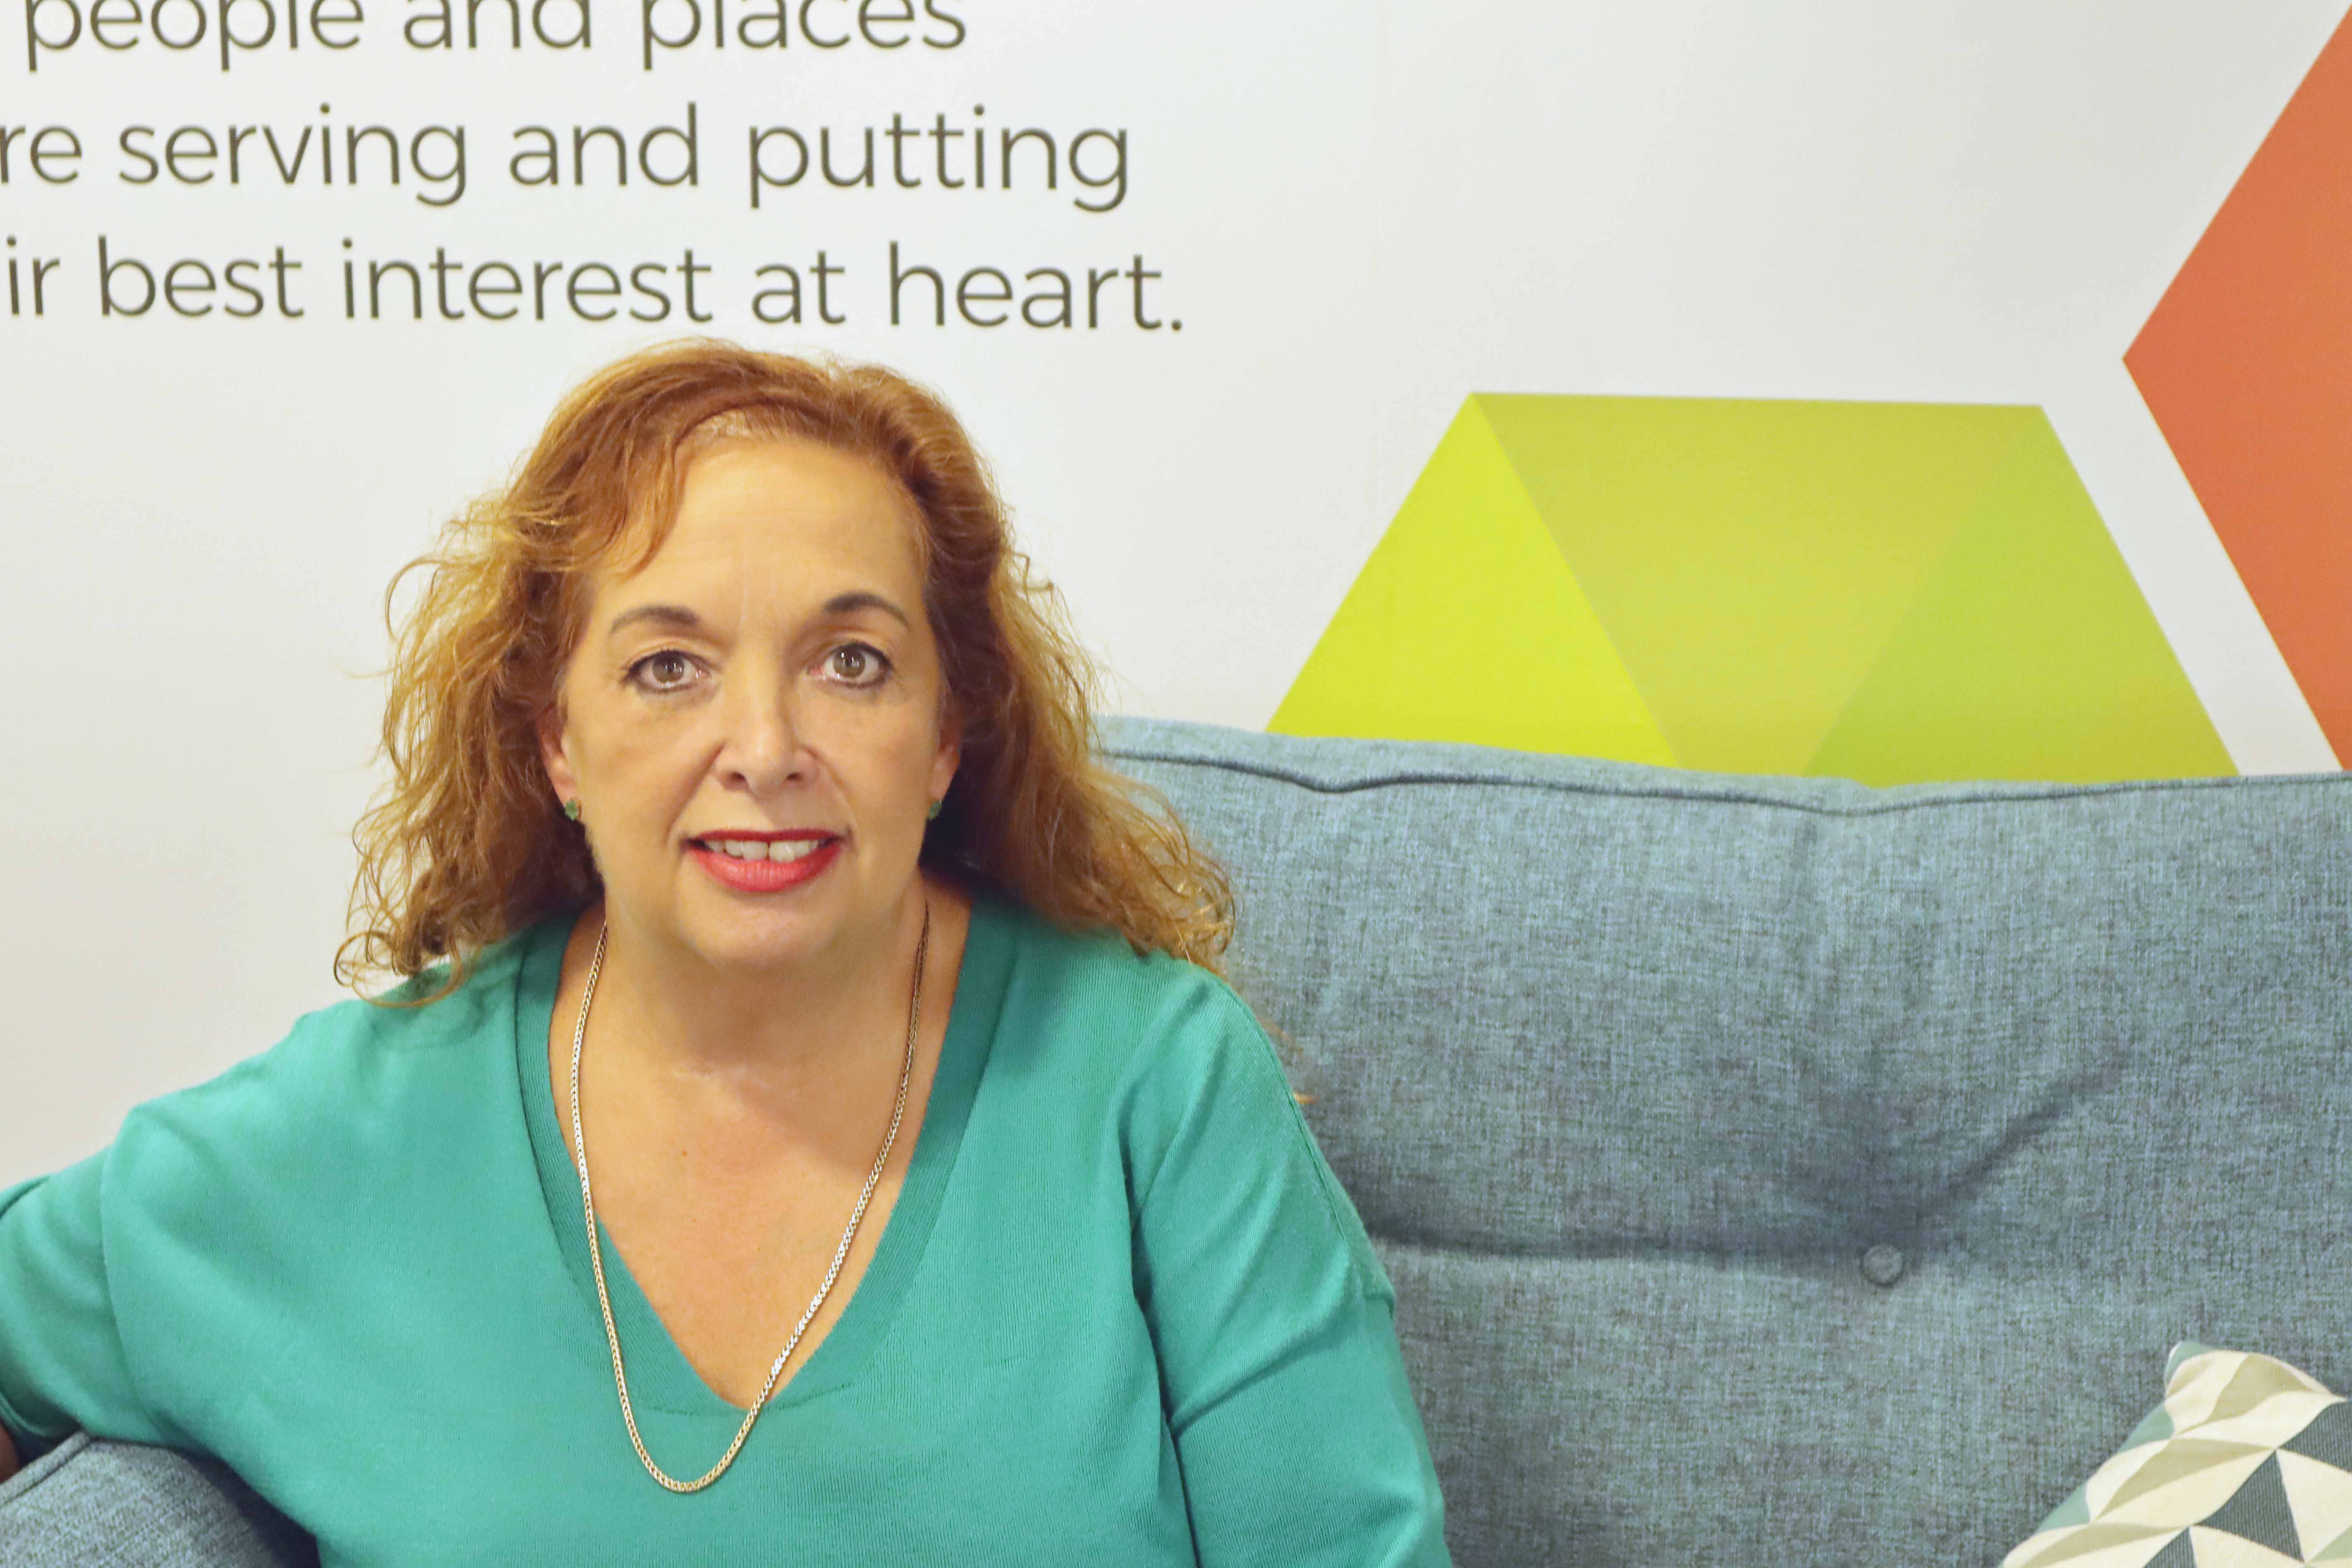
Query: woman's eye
[[629, 651, 699, 692], [827, 644, 889, 686]]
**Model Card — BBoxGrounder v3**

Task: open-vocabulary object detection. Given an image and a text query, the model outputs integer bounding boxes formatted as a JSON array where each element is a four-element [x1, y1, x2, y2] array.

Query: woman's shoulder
[[983, 895, 1262, 1048], [110, 917, 557, 1180], [976, 896, 1390, 1293], [977, 894, 1291, 1121]]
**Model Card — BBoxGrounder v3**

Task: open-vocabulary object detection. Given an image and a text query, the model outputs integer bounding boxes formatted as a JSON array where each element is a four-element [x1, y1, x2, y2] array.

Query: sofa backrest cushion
[[1102, 717, 2352, 1567]]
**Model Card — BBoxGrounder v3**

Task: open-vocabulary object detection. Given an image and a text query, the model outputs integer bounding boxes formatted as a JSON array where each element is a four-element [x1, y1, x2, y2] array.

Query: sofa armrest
[[0, 1434, 315, 1568]]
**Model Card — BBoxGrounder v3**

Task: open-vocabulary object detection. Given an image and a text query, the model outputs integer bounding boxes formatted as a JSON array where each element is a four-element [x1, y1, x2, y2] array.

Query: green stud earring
[[926, 798, 943, 821], [562, 798, 581, 821]]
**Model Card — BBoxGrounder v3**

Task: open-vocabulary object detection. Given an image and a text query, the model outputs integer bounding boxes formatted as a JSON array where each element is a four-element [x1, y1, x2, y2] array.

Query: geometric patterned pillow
[[2003, 1345, 2352, 1566]]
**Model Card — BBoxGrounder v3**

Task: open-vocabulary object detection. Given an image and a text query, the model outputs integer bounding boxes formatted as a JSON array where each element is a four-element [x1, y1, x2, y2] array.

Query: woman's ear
[[929, 705, 962, 805], [537, 703, 580, 811]]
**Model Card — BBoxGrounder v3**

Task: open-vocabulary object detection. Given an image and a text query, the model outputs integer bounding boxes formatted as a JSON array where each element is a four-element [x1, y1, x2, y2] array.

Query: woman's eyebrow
[[822, 591, 911, 627], [607, 604, 704, 638], [606, 593, 909, 639]]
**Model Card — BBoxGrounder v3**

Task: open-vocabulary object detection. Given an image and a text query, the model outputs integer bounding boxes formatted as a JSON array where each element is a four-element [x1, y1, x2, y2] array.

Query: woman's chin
[[655, 874, 869, 973]]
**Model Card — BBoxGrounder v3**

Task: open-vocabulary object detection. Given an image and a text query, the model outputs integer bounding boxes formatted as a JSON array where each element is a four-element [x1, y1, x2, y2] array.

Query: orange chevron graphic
[[2130, 6, 2352, 762]]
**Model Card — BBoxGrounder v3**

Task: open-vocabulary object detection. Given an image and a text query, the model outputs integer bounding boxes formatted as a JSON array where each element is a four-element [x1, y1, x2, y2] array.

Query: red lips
[[686, 836, 842, 893]]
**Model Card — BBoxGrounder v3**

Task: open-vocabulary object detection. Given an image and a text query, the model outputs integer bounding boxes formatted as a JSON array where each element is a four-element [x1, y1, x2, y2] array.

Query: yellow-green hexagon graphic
[[1271, 395, 2233, 785]]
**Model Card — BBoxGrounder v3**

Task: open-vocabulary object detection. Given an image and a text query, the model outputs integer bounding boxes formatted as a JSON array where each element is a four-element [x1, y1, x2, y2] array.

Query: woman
[[0, 341, 1449, 1563]]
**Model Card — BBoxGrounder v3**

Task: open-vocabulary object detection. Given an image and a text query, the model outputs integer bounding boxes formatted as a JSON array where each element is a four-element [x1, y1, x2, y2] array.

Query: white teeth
[[709, 838, 827, 862]]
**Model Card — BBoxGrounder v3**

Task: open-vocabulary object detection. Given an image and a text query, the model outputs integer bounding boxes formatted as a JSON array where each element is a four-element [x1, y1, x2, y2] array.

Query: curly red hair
[[340, 339, 1232, 1003]]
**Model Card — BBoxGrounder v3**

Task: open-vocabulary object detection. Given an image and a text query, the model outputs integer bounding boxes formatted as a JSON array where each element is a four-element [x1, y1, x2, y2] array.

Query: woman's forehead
[[595, 438, 925, 618]]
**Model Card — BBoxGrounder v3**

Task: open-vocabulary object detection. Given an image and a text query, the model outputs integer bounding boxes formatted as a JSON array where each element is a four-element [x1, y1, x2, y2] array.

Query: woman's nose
[[715, 674, 813, 794]]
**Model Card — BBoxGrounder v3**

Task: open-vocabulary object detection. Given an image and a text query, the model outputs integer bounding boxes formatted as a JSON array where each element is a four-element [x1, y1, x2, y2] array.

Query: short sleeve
[[1125, 980, 1450, 1568], [0, 1153, 180, 1458]]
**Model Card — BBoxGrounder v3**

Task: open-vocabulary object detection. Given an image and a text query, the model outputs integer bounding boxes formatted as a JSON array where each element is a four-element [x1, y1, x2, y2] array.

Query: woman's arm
[[1129, 983, 1450, 1566], [2, 1157, 177, 1458], [0, 1418, 19, 1481]]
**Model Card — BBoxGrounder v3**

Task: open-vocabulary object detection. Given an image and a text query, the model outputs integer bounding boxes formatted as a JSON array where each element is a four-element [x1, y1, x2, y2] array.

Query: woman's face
[[537, 436, 959, 976]]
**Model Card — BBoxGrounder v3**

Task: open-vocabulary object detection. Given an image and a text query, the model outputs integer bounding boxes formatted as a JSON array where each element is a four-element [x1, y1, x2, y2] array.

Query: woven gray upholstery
[[9, 716, 2350, 1564], [1101, 718, 2352, 1566], [0, 1435, 314, 1567]]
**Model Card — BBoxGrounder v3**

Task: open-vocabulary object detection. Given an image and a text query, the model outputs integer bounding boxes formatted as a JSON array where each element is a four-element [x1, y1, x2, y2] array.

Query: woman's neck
[[570, 880, 967, 1144]]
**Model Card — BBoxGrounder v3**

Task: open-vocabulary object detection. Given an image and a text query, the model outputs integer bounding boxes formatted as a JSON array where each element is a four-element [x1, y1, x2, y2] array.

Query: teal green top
[[0, 897, 1448, 1565]]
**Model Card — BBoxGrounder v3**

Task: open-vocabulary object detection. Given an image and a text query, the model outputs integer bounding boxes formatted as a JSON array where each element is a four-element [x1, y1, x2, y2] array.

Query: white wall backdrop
[[3, 0, 2343, 1179]]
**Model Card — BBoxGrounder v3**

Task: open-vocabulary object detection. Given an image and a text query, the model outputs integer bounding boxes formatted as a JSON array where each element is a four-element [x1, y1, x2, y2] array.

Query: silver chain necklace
[[566, 903, 931, 1493]]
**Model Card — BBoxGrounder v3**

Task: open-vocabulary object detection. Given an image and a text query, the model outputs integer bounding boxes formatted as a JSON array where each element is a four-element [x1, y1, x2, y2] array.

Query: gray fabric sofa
[[7, 715, 2350, 1564]]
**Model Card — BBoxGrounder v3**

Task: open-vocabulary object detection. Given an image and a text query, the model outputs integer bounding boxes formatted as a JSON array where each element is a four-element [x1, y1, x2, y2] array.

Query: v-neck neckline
[[512, 896, 1011, 1419]]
